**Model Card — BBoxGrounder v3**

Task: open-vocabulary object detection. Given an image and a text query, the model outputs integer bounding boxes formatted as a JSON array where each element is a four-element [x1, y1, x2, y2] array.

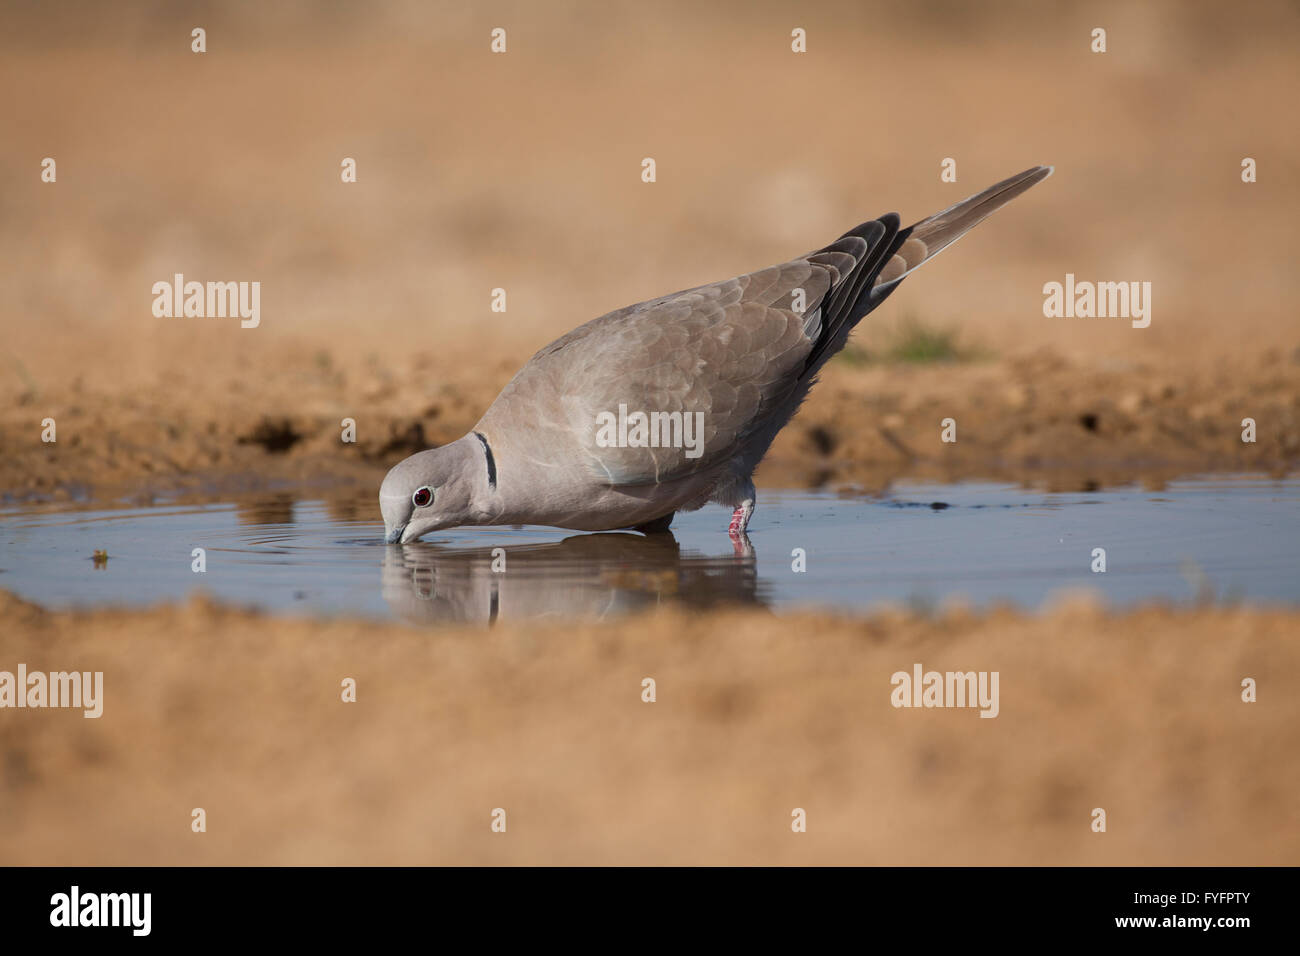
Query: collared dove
[[382, 166, 1052, 543]]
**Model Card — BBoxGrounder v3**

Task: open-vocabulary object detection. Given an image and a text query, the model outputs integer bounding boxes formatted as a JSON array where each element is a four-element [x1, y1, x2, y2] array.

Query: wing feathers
[[482, 167, 1051, 495]]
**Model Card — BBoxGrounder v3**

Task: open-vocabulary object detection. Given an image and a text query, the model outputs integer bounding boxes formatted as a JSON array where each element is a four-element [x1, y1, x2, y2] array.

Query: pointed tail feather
[[872, 165, 1053, 291]]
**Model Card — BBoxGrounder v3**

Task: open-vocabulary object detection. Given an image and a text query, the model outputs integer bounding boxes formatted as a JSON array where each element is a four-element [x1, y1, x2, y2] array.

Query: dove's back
[[475, 166, 1052, 531]]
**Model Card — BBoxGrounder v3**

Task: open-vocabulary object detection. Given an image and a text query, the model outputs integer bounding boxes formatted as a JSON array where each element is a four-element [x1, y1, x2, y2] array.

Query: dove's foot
[[727, 498, 754, 535]]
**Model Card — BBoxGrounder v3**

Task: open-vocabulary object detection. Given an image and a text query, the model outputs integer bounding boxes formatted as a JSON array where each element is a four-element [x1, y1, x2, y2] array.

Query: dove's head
[[380, 436, 488, 543]]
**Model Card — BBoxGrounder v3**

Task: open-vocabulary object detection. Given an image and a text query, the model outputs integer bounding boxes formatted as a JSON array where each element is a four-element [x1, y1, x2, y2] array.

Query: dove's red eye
[[412, 486, 433, 508]]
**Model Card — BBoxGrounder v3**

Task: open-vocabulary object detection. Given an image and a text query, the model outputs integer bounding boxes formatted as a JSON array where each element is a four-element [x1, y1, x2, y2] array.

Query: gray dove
[[381, 166, 1052, 543]]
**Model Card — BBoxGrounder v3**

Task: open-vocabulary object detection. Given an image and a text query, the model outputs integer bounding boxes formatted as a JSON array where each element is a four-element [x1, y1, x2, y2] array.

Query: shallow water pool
[[0, 476, 1295, 625]]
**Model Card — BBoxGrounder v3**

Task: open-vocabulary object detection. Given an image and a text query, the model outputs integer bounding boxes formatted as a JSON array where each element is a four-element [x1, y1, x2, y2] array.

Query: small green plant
[[837, 315, 982, 365], [885, 317, 964, 363]]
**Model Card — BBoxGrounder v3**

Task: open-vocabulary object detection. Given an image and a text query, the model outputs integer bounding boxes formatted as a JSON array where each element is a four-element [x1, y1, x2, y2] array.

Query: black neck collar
[[472, 432, 497, 490]]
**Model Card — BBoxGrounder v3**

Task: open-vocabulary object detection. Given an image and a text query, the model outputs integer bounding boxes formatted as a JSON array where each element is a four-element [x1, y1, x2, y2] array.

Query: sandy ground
[[1, 591, 1296, 865], [1, 2, 1298, 865]]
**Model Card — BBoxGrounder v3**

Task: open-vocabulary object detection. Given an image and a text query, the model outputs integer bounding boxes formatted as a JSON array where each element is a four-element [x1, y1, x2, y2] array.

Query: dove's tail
[[801, 165, 1052, 374], [872, 165, 1054, 294]]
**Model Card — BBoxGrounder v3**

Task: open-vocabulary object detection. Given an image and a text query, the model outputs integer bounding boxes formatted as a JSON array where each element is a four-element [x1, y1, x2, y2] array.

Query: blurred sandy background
[[1, 0, 1297, 501], [3, 592, 1298, 865], [1, 0, 1298, 865]]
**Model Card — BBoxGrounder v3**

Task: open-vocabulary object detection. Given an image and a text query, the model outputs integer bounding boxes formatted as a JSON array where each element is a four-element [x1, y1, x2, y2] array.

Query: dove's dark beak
[[384, 524, 406, 544]]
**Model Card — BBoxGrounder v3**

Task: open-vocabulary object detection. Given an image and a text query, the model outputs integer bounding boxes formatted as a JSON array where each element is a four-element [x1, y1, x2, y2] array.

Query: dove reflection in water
[[380, 531, 765, 626]]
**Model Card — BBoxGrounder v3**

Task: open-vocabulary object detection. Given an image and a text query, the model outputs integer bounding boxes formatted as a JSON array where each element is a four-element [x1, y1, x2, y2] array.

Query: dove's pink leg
[[728, 499, 754, 536], [728, 500, 754, 558]]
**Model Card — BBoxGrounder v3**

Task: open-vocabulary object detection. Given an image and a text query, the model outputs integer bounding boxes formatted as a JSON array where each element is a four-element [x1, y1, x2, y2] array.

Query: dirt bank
[[4, 340, 1296, 507]]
